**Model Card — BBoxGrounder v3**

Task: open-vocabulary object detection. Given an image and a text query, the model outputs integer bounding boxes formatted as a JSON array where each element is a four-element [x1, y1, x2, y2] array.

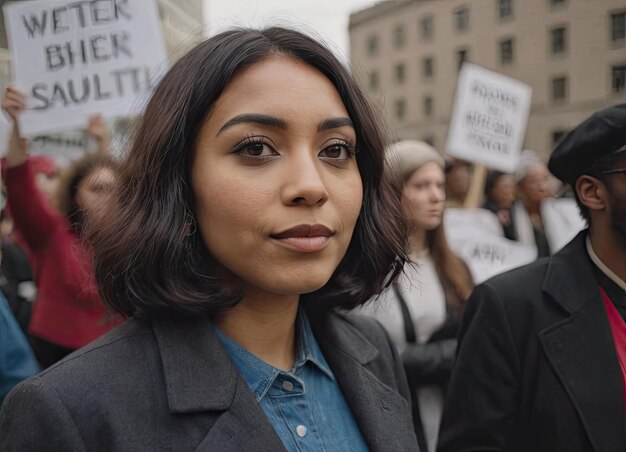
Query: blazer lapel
[[150, 314, 285, 452], [539, 232, 625, 452], [307, 309, 416, 451]]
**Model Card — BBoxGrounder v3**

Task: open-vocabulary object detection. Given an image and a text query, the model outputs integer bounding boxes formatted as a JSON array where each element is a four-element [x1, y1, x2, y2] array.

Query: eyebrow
[[218, 114, 287, 134], [217, 114, 354, 135], [317, 117, 354, 132]]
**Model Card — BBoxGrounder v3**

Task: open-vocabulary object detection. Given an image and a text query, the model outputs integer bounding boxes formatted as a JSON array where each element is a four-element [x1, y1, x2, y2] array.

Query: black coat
[[438, 231, 625, 452], [0, 307, 418, 451]]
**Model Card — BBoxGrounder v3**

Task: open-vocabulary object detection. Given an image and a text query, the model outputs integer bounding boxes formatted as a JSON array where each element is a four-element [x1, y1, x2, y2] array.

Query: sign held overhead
[[445, 63, 532, 173], [3, 0, 167, 137]]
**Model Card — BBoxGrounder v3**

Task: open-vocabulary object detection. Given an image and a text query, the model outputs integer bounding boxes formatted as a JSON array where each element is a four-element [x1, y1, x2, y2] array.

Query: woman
[[1, 87, 122, 367], [0, 28, 418, 451], [482, 170, 517, 240], [363, 140, 473, 452], [512, 150, 556, 257]]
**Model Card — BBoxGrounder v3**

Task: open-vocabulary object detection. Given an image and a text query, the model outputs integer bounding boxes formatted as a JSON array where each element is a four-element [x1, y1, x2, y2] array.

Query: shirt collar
[[586, 236, 626, 293], [214, 306, 335, 402]]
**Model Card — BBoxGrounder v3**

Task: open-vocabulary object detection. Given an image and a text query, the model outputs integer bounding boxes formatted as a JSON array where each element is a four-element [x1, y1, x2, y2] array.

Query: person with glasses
[[438, 104, 626, 452]]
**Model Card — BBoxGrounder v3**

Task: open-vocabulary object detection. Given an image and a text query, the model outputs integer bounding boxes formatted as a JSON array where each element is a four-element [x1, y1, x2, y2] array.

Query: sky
[[203, 0, 378, 61]]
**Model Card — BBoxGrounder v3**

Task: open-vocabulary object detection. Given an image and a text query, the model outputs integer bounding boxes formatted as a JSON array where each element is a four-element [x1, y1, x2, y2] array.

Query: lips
[[270, 224, 334, 253], [271, 224, 334, 239]]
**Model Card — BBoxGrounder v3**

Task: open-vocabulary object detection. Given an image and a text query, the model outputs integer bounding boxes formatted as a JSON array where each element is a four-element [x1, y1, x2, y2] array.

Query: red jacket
[[6, 160, 122, 349]]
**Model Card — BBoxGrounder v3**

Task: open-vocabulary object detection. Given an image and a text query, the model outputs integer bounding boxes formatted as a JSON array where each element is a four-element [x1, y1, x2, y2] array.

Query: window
[[422, 56, 434, 78], [550, 27, 566, 54], [423, 96, 434, 117], [551, 76, 568, 101], [499, 0, 513, 18], [612, 12, 625, 42], [420, 15, 434, 40], [395, 63, 406, 84], [368, 71, 379, 91], [395, 99, 406, 121], [457, 49, 469, 70], [613, 65, 626, 93], [552, 130, 568, 146], [367, 35, 379, 57], [499, 38, 514, 64], [454, 7, 470, 31], [393, 25, 405, 49]]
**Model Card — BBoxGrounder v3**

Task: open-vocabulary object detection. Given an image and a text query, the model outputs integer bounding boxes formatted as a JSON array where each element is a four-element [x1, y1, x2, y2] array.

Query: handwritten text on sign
[[4, 0, 167, 136], [445, 63, 532, 173]]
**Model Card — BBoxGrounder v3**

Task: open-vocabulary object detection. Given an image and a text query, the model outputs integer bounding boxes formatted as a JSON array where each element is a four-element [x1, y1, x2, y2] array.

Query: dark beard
[[609, 191, 626, 252]]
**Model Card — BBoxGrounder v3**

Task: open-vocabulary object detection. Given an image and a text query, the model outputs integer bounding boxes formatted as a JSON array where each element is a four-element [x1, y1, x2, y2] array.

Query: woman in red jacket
[[2, 87, 122, 368]]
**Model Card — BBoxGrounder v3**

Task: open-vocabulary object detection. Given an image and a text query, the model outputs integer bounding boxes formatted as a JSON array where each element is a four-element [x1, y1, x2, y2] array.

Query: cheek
[[193, 172, 271, 244]]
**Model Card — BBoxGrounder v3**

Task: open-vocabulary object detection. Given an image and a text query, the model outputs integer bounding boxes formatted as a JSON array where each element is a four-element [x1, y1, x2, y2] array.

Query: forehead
[[205, 56, 349, 129], [406, 161, 444, 183]]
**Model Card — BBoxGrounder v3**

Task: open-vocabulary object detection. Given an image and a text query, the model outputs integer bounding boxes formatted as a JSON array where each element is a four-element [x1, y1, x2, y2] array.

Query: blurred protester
[[444, 158, 470, 208], [482, 170, 517, 240], [0, 28, 418, 450], [438, 104, 626, 451], [363, 140, 473, 452], [511, 150, 555, 257], [0, 209, 34, 333], [1, 86, 122, 368], [0, 290, 39, 406]]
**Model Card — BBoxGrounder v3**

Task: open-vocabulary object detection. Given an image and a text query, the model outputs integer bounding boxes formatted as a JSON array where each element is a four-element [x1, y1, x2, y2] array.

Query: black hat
[[548, 103, 626, 185]]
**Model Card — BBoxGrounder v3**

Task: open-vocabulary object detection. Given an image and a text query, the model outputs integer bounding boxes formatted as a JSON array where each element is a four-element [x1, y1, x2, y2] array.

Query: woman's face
[[519, 164, 554, 205], [75, 166, 116, 217], [491, 174, 516, 209], [402, 161, 445, 231], [191, 56, 362, 299]]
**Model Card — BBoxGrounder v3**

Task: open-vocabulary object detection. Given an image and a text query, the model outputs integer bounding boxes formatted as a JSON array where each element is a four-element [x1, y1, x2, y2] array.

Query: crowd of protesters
[[0, 26, 624, 452]]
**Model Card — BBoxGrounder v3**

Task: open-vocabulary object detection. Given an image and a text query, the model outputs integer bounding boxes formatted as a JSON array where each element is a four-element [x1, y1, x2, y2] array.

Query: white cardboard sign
[[3, 0, 167, 137], [445, 63, 532, 173], [444, 208, 537, 284]]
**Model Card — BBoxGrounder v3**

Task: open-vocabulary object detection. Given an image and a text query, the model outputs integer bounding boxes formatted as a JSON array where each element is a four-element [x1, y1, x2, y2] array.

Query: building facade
[[349, 0, 626, 158]]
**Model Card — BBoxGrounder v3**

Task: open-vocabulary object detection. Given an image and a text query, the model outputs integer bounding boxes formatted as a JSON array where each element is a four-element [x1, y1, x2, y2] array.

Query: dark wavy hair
[[90, 27, 408, 318]]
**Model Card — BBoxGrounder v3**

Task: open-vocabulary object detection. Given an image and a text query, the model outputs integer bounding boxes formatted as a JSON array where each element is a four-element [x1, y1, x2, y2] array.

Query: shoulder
[[0, 318, 158, 449], [330, 309, 392, 346], [11, 318, 153, 397]]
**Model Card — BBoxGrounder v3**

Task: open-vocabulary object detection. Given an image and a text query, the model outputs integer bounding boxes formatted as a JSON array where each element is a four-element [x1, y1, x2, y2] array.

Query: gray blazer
[[0, 307, 418, 451]]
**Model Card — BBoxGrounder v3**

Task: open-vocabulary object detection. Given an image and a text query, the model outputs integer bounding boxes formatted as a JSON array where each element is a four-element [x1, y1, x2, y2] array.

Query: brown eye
[[233, 137, 278, 160], [319, 141, 354, 161], [323, 145, 343, 159], [246, 142, 266, 156]]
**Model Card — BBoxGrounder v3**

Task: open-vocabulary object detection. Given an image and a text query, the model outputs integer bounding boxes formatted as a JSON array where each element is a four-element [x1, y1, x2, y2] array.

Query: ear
[[575, 175, 606, 212]]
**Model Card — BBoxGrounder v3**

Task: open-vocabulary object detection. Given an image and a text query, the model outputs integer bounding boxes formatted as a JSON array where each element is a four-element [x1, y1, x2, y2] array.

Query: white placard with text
[[446, 63, 532, 173], [4, 0, 167, 136]]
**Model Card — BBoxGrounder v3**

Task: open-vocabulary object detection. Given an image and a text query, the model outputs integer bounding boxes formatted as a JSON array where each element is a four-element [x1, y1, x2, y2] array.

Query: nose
[[430, 185, 445, 203], [281, 152, 329, 207]]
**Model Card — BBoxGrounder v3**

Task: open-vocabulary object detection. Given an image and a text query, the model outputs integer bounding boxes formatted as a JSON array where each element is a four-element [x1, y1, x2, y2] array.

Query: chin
[[262, 267, 335, 296]]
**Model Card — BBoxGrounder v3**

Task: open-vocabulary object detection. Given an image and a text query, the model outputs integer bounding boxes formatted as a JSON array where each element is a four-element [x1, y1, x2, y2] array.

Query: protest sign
[[445, 63, 532, 173], [3, 0, 167, 137], [541, 198, 586, 253], [445, 208, 537, 283], [29, 130, 87, 160]]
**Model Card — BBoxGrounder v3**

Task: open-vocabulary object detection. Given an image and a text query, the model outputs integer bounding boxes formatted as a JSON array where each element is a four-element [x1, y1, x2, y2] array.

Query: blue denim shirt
[[215, 309, 369, 452], [0, 292, 39, 406]]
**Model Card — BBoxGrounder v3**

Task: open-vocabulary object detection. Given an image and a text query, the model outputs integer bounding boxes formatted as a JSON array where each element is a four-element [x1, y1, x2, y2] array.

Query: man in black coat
[[438, 104, 626, 452]]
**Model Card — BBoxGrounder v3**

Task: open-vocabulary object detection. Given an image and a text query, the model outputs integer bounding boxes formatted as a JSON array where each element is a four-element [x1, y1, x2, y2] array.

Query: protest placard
[[444, 208, 537, 283], [3, 0, 167, 137], [445, 63, 532, 173], [541, 197, 587, 253]]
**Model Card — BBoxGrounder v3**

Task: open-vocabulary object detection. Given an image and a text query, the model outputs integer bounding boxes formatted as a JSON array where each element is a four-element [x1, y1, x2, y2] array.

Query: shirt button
[[282, 380, 294, 391], [296, 425, 307, 438]]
